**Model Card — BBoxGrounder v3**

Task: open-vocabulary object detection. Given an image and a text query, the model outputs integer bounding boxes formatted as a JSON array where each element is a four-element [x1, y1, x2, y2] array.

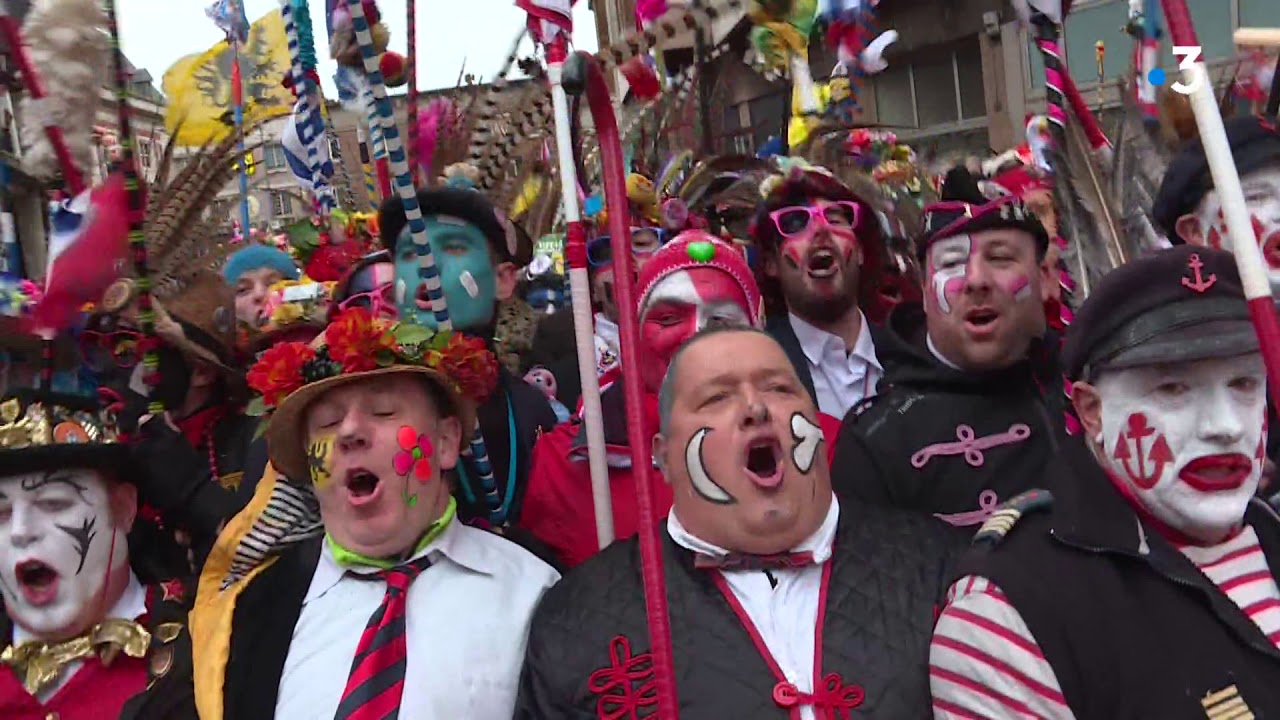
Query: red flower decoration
[[247, 342, 317, 407], [324, 306, 394, 372], [393, 425, 434, 480], [437, 333, 499, 402]]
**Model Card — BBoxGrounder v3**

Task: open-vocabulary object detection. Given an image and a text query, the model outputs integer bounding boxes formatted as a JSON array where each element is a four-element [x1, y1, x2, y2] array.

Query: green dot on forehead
[[687, 241, 716, 262]]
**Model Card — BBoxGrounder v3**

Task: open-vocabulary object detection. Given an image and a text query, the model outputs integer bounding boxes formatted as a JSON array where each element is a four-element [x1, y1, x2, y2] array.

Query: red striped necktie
[[334, 555, 433, 720]]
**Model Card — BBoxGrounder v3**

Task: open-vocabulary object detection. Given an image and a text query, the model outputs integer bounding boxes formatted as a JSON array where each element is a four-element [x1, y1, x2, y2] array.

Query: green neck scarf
[[326, 497, 457, 570]]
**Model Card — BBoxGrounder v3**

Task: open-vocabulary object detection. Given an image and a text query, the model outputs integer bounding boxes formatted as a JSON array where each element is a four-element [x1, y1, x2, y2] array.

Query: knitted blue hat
[[223, 245, 301, 283]]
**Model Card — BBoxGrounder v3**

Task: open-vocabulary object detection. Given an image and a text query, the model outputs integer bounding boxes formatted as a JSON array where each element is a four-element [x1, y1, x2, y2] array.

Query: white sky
[[116, 0, 600, 97]]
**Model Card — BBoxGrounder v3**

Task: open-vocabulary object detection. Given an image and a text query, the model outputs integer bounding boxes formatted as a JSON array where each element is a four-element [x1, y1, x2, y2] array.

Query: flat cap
[[1153, 116, 1280, 240], [1062, 245, 1257, 381]]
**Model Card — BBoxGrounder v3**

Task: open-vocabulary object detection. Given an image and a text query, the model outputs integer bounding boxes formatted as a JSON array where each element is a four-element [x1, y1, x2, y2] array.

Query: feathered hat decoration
[[16, 0, 109, 185]]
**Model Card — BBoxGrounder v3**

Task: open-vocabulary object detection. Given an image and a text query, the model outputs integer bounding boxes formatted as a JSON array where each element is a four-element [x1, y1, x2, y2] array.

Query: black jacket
[[454, 368, 559, 527], [515, 503, 958, 719], [765, 311, 894, 419], [953, 440, 1280, 717], [830, 304, 1067, 533]]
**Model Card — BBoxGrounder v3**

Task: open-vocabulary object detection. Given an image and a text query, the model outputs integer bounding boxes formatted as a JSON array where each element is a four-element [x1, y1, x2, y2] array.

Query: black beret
[[378, 188, 530, 265], [1062, 245, 1257, 381], [1153, 116, 1280, 240], [920, 166, 1049, 257]]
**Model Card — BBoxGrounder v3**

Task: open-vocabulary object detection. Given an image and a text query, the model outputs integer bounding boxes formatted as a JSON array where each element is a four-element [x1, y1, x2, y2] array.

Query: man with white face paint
[[0, 390, 195, 719], [831, 166, 1065, 536], [930, 246, 1280, 718], [517, 326, 957, 718], [521, 233, 846, 568]]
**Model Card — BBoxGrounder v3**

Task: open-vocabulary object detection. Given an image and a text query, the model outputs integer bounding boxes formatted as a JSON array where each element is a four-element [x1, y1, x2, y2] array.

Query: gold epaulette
[[972, 489, 1054, 548]]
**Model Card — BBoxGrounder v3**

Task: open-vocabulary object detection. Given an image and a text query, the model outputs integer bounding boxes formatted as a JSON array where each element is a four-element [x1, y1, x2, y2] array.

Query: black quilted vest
[[955, 441, 1280, 718], [515, 503, 957, 719]]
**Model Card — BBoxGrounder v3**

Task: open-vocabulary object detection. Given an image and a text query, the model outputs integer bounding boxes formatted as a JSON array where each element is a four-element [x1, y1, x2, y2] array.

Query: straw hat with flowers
[[248, 306, 499, 481]]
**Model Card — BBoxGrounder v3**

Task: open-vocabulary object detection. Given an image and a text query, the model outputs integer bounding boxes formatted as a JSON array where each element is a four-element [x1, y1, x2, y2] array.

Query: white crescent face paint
[[790, 413, 824, 474], [928, 235, 971, 315], [685, 428, 735, 504]]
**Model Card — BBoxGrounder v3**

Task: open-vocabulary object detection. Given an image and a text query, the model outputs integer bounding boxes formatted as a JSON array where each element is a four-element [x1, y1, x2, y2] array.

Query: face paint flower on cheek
[[1096, 358, 1267, 539], [394, 425, 434, 508]]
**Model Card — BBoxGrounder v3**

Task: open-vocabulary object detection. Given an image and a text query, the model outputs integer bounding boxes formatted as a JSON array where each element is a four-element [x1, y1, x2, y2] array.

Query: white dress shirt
[[12, 571, 147, 702], [275, 519, 560, 720], [789, 312, 882, 420], [667, 496, 840, 720]]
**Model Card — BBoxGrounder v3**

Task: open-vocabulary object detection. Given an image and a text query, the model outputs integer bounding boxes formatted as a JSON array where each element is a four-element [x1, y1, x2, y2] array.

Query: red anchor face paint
[[1095, 353, 1267, 542], [1196, 168, 1280, 293]]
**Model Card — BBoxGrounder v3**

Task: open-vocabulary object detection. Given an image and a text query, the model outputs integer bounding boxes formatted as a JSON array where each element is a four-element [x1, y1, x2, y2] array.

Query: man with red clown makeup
[[517, 326, 957, 719], [520, 233, 842, 568], [831, 165, 1067, 536], [0, 389, 195, 720], [751, 160, 894, 423], [930, 246, 1280, 718]]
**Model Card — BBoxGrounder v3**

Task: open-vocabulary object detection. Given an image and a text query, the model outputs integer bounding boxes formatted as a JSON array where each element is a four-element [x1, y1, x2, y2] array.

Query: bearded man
[[379, 189, 557, 529], [520, 233, 769, 568], [183, 307, 559, 719], [753, 163, 890, 422], [0, 389, 194, 719], [516, 326, 956, 718], [831, 166, 1065, 533], [930, 246, 1280, 717]]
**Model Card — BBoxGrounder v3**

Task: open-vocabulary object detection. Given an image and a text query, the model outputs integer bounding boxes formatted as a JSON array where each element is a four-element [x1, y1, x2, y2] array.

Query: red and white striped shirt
[[929, 526, 1280, 719]]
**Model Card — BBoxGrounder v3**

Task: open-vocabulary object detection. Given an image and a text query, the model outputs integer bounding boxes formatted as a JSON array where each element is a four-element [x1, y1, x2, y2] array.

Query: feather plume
[[17, 0, 109, 182]]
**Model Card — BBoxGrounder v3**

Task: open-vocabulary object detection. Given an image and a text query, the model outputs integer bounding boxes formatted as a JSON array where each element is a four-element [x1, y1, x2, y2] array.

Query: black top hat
[[0, 389, 132, 479], [378, 189, 531, 266]]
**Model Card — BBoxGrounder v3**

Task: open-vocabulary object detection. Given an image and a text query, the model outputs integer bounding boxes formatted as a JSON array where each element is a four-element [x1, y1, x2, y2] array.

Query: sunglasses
[[80, 329, 143, 371], [337, 263, 398, 318], [587, 228, 669, 268], [768, 201, 861, 239]]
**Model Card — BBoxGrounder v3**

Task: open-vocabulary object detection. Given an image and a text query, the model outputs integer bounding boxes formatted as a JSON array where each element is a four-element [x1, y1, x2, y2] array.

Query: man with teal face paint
[[379, 190, 559, 535]]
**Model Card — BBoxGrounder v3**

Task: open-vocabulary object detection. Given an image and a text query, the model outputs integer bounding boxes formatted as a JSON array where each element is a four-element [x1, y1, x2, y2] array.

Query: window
[[872, 39, 985, 128], [327, 136, 342, 160], [137, 141, 152, 170], [1030, 0, 1252, 88], [747, 93, 786, 149], [264, 143, 288, 170], [271, 191, 292, 217]]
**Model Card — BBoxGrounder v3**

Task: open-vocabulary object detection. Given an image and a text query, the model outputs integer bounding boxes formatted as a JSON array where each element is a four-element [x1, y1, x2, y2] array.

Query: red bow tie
[[694, 551, 816, 572]]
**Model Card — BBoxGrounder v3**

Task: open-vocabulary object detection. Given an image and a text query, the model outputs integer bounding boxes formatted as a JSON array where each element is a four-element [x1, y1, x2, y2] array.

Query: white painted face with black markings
[[0, 470, 127, 640]]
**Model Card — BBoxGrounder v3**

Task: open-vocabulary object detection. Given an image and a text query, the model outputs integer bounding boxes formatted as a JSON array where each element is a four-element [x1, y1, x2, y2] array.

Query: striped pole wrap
[[1031, 13, 1080, 310], [280, 0, 334, 214], [346, 0, 502, 520], [104, 0, 159, 413], [406, 0, 418, 186]]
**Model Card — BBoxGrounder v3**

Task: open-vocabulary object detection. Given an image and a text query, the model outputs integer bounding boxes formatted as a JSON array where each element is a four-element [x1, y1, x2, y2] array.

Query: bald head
[[657, 326, 796, 434]]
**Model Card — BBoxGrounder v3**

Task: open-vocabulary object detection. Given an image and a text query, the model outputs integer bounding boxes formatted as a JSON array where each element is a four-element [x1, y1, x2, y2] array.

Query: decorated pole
[[231, 40, 253, 236], [406, 0, 418, 186], [564, 48, 681, 717], [105, 0, 159, 411], [0, 10, 85, 195], [280, 0, 334, 215], [543, 34, 616, 551], [346, 0, 505, 522], [1159, 0, 1280, 412]]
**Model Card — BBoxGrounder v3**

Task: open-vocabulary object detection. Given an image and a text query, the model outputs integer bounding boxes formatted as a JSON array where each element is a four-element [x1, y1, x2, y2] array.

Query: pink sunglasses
[[768, 201, 861, 239]]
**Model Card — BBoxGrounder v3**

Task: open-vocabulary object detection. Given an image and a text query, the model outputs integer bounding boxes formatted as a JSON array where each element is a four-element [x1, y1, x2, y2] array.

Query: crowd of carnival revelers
[[3, 78, 1280, 717]]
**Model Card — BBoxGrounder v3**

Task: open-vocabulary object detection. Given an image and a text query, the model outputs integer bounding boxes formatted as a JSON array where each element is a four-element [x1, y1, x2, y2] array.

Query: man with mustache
[[752, 163, 891, 423], [516, 326, 956, 718], [830, 166, 1065, 533], [182, 307, 559, 719], [0, 388, 195, 719], [930, 246, 1280, 717], [519, 233, 774, 568]]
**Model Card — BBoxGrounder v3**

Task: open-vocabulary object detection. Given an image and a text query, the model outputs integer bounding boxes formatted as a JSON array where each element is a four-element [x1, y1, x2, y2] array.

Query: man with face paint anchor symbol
[[516, 326, 957, 719], [520, 234, 843, 568], [378, 189, 558, 529], [930, 246, 1280, 718], [831, 165, 1068, 537], [0, 388, 197, 720]]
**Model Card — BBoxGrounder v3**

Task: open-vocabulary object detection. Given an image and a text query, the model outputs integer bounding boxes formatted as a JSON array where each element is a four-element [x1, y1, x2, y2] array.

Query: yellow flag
[[162, 11, 295, 146]]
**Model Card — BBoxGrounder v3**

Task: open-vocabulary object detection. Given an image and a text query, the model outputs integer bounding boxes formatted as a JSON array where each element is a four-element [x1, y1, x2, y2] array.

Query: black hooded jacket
[[830, 303, 1070, 534]]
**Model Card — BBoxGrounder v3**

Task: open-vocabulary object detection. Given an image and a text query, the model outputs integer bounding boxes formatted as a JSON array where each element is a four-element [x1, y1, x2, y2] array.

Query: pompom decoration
[[686, 241, 716, 262], [380, 51, 408, 88], [620, 56, 661, 100]]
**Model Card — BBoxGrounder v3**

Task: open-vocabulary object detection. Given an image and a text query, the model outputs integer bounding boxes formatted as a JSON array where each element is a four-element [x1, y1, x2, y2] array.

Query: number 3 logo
[[1171, 46, 1205, 95]]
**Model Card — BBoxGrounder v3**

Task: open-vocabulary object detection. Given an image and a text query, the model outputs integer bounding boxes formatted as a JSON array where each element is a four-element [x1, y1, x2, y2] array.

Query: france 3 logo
[[1145, 46, 1205, 96]]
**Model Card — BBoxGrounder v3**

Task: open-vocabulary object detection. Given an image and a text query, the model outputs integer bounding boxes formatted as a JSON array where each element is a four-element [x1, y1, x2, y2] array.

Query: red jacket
[[520, 384, 841, 568]]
